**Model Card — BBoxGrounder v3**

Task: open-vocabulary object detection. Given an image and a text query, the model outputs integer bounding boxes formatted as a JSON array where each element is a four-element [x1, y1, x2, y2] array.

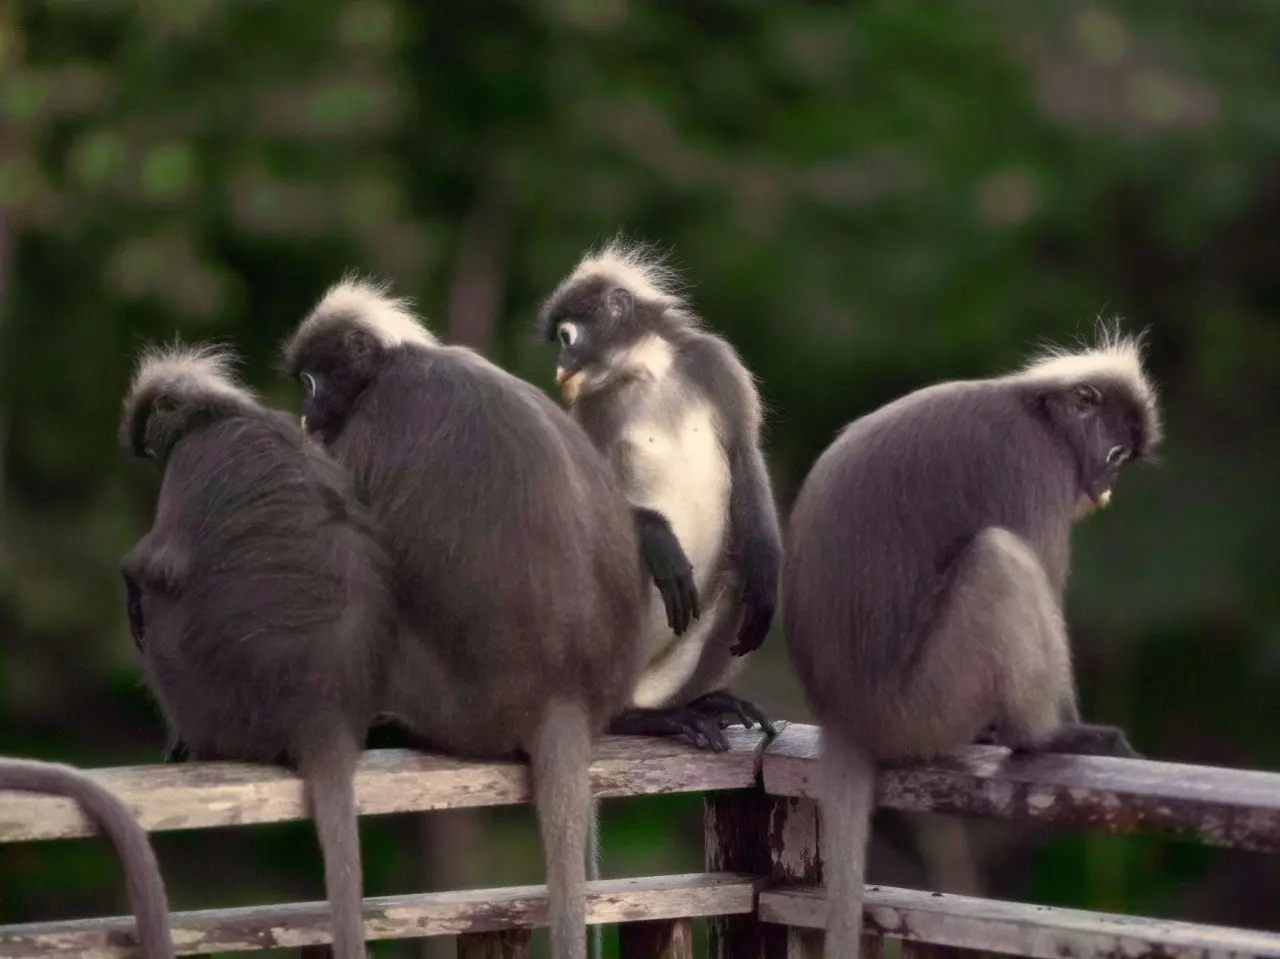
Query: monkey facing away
[[536, 238, 783, 752], [120, 345, 398, 959], [281, 278, 647, 959], [782, 327, 1162, 959], [0, 757, 175, 959]]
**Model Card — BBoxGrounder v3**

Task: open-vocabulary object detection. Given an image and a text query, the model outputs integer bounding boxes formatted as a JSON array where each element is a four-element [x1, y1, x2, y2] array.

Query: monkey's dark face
[[542, 278, 653, 404], [287, 325, 381, 445], [1039, 377, 1153, 516], [130, 388, 185, 462]]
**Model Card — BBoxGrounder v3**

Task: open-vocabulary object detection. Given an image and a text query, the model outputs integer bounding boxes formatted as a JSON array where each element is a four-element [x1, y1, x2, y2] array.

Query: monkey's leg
[[163, 737, 189, 764], [912, 528, 1068, 758], [989, 649, 1139, 758]]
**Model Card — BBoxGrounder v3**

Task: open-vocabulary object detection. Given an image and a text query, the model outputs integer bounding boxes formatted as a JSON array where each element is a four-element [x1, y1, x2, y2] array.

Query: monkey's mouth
[[555, 366, 586, 404], [1075, 487, 1113, 520]]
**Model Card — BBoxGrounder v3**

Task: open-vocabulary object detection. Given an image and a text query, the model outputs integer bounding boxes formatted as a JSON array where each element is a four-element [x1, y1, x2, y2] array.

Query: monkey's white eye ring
[[558, 323, 579, 348], [301, 372, 317, 396], [1106, 445, 1130, 466]]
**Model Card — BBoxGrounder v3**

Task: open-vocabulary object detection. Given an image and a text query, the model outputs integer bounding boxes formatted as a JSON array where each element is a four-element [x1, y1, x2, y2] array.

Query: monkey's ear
[[345, 328, 374, 363], [605, 287, 633, 322]]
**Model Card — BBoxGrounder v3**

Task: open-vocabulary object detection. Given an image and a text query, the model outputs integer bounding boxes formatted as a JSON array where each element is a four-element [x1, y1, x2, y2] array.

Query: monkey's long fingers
[[686, 572, 701, 621], [659, 579, 686, 635]]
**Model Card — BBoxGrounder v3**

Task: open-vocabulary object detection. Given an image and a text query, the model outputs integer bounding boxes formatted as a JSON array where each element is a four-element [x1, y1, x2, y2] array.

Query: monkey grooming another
[[0, 757, 175, 959], [783, 326, 1161, 959], [281, 278, 646, 959], [120, 344, 398, 959], [537, 238, 783, 753]]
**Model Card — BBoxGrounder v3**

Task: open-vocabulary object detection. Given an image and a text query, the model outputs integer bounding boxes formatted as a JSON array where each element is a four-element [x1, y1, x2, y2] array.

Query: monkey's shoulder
[[672, 333, 757, 407]]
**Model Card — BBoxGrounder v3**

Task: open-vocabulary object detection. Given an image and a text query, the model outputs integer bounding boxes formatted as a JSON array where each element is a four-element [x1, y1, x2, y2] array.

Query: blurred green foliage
[[2, 0, 1278, 956]]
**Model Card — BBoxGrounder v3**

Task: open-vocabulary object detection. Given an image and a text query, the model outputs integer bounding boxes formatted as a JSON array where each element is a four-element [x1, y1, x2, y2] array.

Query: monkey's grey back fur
[[783, 329, 1161, 959], [121, 344, 399, 959], [0, 757, 176, 959], [284, 279, 648, 959]]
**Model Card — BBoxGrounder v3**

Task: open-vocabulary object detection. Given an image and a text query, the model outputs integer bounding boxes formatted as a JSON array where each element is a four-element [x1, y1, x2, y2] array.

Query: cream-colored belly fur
[[623, 401, 731, 708]]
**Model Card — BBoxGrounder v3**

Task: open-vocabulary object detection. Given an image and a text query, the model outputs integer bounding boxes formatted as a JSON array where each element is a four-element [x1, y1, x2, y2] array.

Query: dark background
[[2, 1, 1278, 956]]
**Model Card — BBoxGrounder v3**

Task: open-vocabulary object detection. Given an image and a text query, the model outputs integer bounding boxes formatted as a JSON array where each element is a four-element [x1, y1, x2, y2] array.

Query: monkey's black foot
[[685, 690, 778, 739], [610, 706, 734, 752], [1042, 723, 1142, 759], [971, 722, 1002, 746], [163, 738, 190, 764]]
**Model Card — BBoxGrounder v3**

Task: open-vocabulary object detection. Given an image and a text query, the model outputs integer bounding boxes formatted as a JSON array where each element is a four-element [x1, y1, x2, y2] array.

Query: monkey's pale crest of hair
[[126, 342, 255, 407], [300, 275, 438, 350], [553, 235, 687, 309], [1018, 321, 1155, 396]]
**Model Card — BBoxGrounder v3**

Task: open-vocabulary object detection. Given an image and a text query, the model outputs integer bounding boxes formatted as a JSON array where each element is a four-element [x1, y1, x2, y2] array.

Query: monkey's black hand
[[634, 508, 700, 635], [731, 541, 779, 656], [123, 573, 146, 653]]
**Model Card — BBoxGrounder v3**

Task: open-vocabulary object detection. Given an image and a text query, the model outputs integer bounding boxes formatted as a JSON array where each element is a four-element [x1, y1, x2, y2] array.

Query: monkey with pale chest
[[281, 279, 646, 959], [782, 327, 1162, 959], [119, 344, 397, 959], [537, 238, 783, 752]]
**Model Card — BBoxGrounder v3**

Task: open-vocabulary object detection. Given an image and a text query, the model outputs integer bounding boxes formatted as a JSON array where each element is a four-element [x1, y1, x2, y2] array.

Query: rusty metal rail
[[2, 721, 1279, 958]]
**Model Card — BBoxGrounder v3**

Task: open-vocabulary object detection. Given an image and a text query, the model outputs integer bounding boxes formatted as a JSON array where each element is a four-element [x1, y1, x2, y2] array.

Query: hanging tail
[[0, 758, 175, 959], [821, 739, 876, 959], [530, 699, 593, 959], [302, 731, 367, 959], [586, 799, 602, 959]]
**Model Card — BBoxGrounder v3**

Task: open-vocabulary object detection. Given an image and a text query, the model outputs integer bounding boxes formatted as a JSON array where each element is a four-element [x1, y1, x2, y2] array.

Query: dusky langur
[[0, 757, 175, 959], [281, 278, 646, 959], [119, 345, 398, 959], [536, 238, 783, 751], [782, 326, 1162, 959]]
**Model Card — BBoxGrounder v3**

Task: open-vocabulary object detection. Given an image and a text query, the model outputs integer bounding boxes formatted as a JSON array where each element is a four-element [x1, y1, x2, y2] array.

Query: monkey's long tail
[[586, 801, 603, 959], [303, 732, 367, 959], [0, 758, 176, 959], [821, 740, 876, 959], [531, 699, 593, 959]]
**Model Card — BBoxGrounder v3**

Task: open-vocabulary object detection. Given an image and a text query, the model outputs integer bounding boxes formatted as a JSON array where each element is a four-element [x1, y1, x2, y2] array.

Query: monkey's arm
[[123, 573, 146, 653], [727, 439, 783, 655], [685, 336, 782, 656], [633, 507, 699, 635], [120, 533, 189, 600]]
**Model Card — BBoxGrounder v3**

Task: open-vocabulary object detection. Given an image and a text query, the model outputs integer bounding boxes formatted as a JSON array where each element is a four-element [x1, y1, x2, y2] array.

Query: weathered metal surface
[[0, 873, 757, 958], [617, 916, 694, 959], [0, 728, 768, 843], [759, 885, 1280, 959], [763, 724, 1280, 852], [456, 929, 532, 959]]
